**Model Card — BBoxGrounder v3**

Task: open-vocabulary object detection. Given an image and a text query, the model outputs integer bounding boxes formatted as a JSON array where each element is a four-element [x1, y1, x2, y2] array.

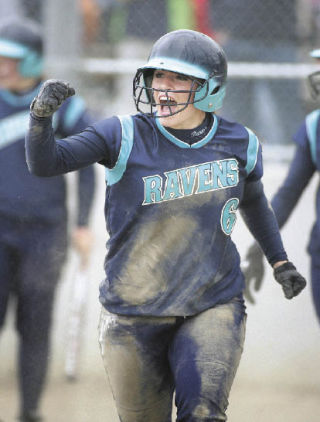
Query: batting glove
[[30, 79, 75, 117], [273, 262, 306, 299], [242, 242, 264, 304]]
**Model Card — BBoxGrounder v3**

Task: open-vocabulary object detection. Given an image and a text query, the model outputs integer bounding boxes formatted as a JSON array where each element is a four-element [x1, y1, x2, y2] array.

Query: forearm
[[240, 180, 287, 266], [271, 144, 314, 229], [25, 112, 66, 176]]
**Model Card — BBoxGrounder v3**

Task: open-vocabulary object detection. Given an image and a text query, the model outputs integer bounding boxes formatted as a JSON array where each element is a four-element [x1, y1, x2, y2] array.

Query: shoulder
[[216, 114, 257, 142], [293, 110, 320, 150], [216, 115, 261, 178], [216, 115, 260, 156]]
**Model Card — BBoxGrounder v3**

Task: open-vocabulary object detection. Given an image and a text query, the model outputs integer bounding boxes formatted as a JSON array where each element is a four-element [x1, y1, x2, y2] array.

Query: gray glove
[[242, 242, 264, 304], [274, 262, 306, 299], [30, 79, 75, 117]]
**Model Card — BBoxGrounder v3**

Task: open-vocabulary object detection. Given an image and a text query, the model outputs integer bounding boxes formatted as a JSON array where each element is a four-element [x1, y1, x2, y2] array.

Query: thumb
[[67, 86, 75, 97]]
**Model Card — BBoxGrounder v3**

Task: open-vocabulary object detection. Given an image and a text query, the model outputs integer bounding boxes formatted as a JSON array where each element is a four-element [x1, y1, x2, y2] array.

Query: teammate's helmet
[[308, 49, 320, 98], [0, 17, 43, 78], [133, 29, 227, 117]]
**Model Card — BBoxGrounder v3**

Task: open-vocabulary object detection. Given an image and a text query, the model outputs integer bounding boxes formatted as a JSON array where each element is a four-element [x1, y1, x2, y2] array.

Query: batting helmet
[[0, 17, 43, 78], [133, 29, 227, 117]]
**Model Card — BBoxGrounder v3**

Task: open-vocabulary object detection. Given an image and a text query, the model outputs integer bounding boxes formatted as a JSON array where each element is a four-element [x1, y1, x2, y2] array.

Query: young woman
[[0, 17, 95, 422], [25, 29, 306, 422]]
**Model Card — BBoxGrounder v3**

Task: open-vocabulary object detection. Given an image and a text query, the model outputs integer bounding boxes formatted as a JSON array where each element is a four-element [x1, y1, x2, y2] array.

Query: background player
[[0, 17, 95, 422], [243, 49, 320, 324], [25, 29, 305, 422]]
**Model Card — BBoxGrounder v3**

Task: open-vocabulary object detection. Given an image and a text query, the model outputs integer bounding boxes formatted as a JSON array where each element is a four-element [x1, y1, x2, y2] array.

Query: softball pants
[[98, 295, 246, 422], [0, 217, 67, 416]]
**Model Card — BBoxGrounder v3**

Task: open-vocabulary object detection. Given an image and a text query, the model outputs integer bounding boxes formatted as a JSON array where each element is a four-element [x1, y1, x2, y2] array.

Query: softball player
[[244, 49, 320, 323], [25, 29, 306, 422], [0, 18, 95, 422]]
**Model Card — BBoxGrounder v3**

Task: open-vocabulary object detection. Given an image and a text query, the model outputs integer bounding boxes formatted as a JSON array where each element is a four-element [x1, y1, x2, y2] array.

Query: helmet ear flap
[[19, 50, 43, 77], [194, 78, 226, 112]]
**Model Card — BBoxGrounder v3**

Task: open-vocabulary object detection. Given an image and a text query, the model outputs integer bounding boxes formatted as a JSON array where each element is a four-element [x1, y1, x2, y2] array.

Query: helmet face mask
[[308, 71, 320, 99], [133, 69, 209, 117], [133, 29, 228, 118]]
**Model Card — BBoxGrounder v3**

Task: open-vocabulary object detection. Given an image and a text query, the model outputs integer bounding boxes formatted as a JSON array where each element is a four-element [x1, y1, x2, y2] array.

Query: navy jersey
[[272, 110, 320, 254], [26, 112, 287, 316], [0, 83, 95, 225]]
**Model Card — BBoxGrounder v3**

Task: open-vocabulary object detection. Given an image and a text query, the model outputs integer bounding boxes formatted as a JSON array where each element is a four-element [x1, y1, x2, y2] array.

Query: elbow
[[27, 163, 44, 177], [26, 159, 53, 177]]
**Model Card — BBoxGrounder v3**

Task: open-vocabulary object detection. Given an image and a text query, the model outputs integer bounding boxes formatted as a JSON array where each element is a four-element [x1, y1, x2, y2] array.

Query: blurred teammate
[[25, 30, 305, 422], [244, 50, 320, 323], [0, 18, 95, 422]]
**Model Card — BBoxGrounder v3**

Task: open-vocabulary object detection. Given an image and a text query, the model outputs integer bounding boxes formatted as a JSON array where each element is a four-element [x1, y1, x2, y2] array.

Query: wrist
[[273, 260, 288, 269]]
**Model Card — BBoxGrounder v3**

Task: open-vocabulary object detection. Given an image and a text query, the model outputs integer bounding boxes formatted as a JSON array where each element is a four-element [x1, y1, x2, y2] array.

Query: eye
[[176, 73, 189, 81], [154, 71, 164, 79]]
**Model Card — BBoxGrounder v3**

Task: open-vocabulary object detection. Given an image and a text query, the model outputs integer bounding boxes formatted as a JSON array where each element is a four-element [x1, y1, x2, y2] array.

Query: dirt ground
[[1, 162, 320, 422]]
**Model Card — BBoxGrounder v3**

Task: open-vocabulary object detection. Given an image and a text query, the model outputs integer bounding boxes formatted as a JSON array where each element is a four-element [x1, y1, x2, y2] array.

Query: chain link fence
[[2, 0, 320, 145]]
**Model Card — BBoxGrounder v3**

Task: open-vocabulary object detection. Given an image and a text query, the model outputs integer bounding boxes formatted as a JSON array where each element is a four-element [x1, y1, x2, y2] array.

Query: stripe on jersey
[[306, 109, 320, 166], [244, 127, 259, 175], [105, 115, 134, 185]]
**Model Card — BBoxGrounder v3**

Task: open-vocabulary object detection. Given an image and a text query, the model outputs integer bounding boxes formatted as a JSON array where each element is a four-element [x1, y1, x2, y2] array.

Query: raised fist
[[30, 79, 75, 117]]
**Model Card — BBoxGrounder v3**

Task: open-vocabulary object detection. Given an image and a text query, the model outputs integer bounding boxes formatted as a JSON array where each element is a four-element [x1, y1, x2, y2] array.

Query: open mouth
[[158, 94, 178, 116]]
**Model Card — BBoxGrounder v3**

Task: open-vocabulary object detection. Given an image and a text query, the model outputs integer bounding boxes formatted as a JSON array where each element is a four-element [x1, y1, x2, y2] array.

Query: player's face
[[151, 70, 206, 129], [0, 56, 21, 89]]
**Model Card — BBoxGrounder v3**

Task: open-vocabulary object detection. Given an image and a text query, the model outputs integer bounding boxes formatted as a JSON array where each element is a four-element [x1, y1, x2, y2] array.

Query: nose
[[156, 74, 174, 91]]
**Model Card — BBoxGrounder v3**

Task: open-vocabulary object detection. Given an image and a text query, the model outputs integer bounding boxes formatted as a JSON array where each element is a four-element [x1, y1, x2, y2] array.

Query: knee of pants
[[176, 365, 231, 422], [16, 290, 55, 337]]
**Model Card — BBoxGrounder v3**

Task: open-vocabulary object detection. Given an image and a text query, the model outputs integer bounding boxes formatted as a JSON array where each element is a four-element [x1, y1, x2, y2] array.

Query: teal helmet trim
[[19, 50, 43, 78], [0, 38, 30, 58], [140, 56, 209, 79], [0, 18, 43, 78], [133, 29, 227, 117]]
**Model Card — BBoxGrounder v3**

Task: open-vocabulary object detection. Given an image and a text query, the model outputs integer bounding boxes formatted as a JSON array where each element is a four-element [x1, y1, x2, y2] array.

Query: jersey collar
[[155, 113, 218, 149]]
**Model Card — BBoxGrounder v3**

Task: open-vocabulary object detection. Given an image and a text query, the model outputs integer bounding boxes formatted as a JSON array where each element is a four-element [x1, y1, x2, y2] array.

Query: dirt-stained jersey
[[26, 112, 287, 316]]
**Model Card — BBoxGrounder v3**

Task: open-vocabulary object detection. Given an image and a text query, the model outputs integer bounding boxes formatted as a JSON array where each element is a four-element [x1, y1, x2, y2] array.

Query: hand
[[242, 243, 264, 304], [273, 262, 306, 299], [72, 226, 94, 270], [30, 79, 75, 117]]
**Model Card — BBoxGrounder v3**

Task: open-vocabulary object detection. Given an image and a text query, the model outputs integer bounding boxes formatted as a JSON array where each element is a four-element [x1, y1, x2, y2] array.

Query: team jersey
[[26, 112, 287, 317], [0, 82, 95, 225], [272, 110, 320, 255]]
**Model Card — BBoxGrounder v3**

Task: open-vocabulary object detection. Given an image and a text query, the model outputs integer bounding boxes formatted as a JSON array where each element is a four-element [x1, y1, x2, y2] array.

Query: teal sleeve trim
[[306, 109, 320, 166], [105, 115, 134, 185], [244, 127, 259, 175], [64, 96, 86, 131]]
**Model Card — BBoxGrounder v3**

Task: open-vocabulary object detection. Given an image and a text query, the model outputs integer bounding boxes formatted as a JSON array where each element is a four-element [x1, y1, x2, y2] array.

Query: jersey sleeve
[[240, 179, 287, 265], [244, 127, 263, 182], [271, 118, 316, 229], [54, 95, 99, 227], [26, 113, 122, 176]]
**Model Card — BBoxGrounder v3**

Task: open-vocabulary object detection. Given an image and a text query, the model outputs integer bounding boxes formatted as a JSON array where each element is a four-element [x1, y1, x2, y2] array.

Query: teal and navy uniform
[[26, 112, 287, 316], [271, 109, 320, 323], [0, 82, 95, 415], [26, 111, 287, 421]]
